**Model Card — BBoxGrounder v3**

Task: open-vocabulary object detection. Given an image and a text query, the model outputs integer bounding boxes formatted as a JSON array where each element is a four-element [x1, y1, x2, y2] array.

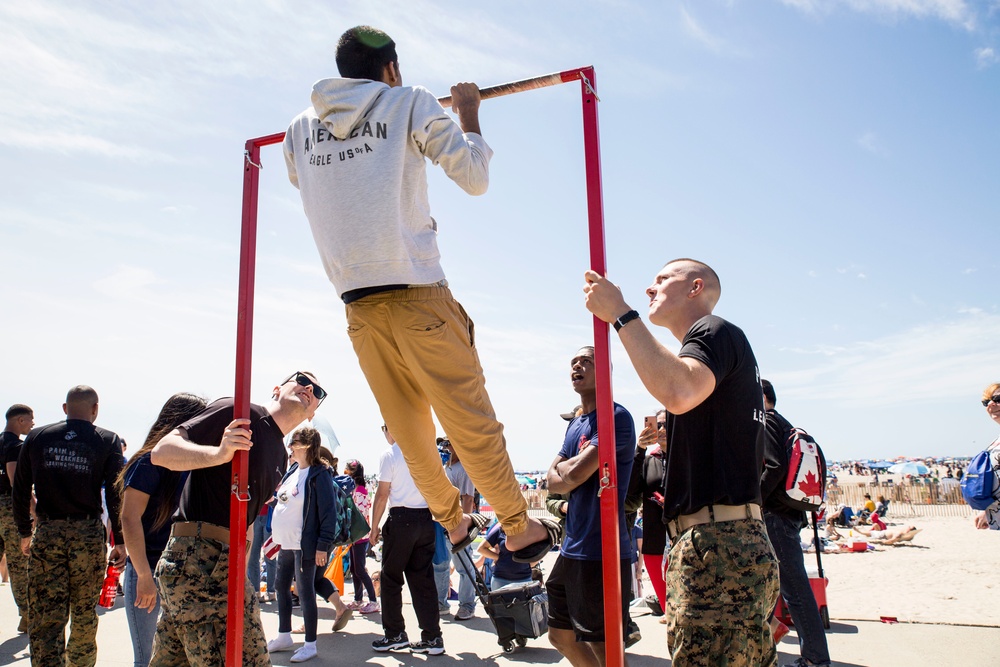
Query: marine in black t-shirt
[[583, 258, 779, 665], [13, 419, 125, 541], [148, 372, 323, 667]]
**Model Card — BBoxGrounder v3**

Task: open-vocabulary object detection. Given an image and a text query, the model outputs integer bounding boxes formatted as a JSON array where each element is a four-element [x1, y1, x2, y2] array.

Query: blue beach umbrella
[[888, 462, 929, 476]]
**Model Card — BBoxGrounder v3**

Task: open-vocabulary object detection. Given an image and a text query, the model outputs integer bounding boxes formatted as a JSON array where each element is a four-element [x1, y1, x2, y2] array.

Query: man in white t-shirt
[[369, 425, 443, 656]]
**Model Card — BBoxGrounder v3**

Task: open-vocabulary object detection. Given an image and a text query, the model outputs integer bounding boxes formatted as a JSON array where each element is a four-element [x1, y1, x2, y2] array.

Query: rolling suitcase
[[455, 548, 549, 653]]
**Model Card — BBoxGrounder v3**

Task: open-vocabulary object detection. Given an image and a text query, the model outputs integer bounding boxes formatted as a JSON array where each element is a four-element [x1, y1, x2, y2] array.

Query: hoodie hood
[[311, 78, 389, 140]]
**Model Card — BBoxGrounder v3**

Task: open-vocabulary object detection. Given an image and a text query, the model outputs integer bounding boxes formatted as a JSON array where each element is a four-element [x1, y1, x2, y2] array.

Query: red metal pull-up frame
[[230, 66, 623, 667]]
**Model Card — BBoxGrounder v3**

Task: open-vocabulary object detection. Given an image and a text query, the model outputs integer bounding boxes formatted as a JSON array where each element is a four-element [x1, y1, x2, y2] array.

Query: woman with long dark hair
[[344, 459, 379, 613], [118, 392, 207, 667], [267, 427, 341, 663]]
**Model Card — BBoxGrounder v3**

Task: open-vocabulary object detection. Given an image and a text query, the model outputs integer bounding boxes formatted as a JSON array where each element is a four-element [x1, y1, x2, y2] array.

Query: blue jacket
[[277, 462, 338, 556]]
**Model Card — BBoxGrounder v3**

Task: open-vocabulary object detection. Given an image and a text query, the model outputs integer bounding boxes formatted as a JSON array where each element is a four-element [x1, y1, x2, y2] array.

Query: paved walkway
[[0, 552, 996, 666]]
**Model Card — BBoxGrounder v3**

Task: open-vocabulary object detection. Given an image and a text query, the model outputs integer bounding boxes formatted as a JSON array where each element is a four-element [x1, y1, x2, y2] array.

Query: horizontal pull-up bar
[[244, 67, 596, 154], [437, 66, 592, 107]]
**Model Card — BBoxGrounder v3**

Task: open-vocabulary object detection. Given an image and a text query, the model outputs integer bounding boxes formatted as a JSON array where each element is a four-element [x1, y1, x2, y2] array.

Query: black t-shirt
[[0, 431, 22, 496], [174, 398, 287, 528], [661, 315, 766, 521], [12, 420, 125, 540]]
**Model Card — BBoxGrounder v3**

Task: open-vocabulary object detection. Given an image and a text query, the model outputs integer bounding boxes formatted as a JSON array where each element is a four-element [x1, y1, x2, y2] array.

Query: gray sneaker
[[410, 636, 445, 655], [454, 607, 475, 621]]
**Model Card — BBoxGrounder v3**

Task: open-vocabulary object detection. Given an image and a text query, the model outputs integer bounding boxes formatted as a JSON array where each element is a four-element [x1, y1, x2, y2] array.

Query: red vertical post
[[580, 68, 625, 666], [227, 133, 286, 666], [225, 139, 261, 667]]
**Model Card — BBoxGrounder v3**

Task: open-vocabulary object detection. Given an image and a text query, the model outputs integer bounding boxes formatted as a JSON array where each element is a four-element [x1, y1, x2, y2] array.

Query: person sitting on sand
[[856, 494, 876, 523], [853, 524, 921, 545], [824, 522, 842, 541]]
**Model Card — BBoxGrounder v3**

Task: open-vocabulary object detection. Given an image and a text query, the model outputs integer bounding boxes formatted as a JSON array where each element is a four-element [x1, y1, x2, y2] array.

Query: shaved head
[[664, 258, 721, 309], [65, 385, 99, 421]]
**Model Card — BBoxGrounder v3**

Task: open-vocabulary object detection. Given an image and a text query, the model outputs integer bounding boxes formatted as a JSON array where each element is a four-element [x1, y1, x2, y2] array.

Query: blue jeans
[[248, 513, 276, 593], [276, 550, 321, 642], [123, 559, 159, 667], [434, 546, 476, 613], [490, 575, 532, 591], [764, 512, 830, 666], [349, 540, 377, 602]]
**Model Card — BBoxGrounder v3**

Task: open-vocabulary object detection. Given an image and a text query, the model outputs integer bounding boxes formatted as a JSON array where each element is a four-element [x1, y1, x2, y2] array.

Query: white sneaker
[[267, 635, 294, 652], [290, 644, 317, 662]]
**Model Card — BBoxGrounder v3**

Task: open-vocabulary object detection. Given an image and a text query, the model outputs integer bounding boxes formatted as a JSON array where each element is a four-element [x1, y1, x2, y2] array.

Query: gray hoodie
[[284, 78, 493, 296]]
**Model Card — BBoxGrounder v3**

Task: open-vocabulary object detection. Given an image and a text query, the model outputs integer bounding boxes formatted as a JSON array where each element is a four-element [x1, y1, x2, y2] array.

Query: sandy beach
[[1, 507, 996, 667]]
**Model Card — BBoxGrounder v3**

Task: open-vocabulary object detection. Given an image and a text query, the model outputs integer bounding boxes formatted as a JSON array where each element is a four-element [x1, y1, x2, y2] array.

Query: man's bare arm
[[369, 481, 391, 545], [617, 321, 716, 414], [150, 420, 252, 471], [584, 270, 716, 414]]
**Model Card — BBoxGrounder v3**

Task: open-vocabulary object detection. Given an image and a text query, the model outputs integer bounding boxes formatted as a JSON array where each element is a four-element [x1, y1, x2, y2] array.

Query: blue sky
[[2, 0, 999, 470]]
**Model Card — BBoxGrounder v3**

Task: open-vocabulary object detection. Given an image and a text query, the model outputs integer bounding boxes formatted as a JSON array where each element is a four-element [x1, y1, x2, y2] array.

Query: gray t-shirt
[[445, 460, 475, 498]]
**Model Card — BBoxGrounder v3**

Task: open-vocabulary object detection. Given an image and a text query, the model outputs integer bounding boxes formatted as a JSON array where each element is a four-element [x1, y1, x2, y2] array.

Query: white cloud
[[776, 310, 1000, 408], [858, 130, 889, 157], [0, 1, 544, 159], [779, 0, 977, 30], [975, 46, 999, 68], [680, 6, 728, 53]]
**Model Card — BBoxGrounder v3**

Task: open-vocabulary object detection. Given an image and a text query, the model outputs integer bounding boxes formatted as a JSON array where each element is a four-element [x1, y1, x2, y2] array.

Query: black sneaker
[[624, 620, 641, 649], [372, 633, 409, 652], [410, 636, 445, 655], [290, 593, 300, 609]]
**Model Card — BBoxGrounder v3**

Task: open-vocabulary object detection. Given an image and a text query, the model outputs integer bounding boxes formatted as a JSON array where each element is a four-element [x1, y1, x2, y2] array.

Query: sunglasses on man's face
[[982, 394, 1000, 407], [284, 372, 327, 401]]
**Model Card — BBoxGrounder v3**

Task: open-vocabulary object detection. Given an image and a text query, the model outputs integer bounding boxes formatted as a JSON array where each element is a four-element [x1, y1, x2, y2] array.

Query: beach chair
[[836, 506, 855, 526]]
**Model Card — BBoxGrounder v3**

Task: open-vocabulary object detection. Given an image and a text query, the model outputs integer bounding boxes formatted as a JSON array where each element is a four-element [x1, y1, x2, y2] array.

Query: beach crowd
[[4, 22, 1000, 667]]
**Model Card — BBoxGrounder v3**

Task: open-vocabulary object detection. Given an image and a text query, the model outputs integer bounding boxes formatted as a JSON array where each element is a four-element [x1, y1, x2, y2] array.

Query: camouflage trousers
[[0, 496, 29, 616], [28, 518, 106, 667], [665, 518, 780, 667], [150, 535, 269, 667]]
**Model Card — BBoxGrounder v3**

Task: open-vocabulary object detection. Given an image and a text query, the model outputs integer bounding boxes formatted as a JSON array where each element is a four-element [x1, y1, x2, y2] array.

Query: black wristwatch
[[613, 309, 640, 332]]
